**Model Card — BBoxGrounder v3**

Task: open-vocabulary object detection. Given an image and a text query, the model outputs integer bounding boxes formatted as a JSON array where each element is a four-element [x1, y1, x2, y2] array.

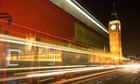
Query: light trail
[[51, 69, 122, 84], [3, 64, 140, 82], [118, 64, 140, 68], [0, 65, 117, 82], [0, 65, 86, 71], [15, 65, 117, 76], [66, 0, 109, 34], [0, 34, 91, 54], [26, 66, 115, 78]]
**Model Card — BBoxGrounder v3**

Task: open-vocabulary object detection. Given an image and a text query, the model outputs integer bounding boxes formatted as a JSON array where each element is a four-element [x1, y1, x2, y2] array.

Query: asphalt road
[[1, 65, 140, 84], [82, 68, 140, 84]]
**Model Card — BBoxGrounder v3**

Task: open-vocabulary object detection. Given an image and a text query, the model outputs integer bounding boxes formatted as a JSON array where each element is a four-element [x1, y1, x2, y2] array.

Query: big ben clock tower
[[109, 3, 122, 62]]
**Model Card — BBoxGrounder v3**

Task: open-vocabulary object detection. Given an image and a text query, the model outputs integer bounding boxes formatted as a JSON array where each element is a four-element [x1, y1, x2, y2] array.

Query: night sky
[[78, 0, 140, 57]]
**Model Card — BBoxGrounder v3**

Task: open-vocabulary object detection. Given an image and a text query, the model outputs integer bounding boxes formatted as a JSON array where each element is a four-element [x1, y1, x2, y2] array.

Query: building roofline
[[49, 0, 109, 37]]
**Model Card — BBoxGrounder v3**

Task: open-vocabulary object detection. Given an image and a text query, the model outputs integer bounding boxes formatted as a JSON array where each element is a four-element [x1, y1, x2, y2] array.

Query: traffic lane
[[0, 66, 119, 83], [81, 68, 140, 84], [104, 68, 140, 84], [75, 70, 121, 84]]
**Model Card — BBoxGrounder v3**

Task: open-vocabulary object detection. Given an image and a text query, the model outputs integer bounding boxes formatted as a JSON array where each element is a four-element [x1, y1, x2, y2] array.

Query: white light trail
[[0, 65, 118, 82], [0, 34, 90, 54], [66, 0, 109, 33], [119, 64, 140, 68], [0, 65, 86, 71], [27, 71, 65, 78], [26, 66, 115, 78]]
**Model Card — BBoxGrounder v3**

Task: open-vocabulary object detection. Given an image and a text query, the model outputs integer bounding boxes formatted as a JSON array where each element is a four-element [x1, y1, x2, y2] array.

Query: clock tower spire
[[109, 2, 122, 64], [111, 3, 119, 20]]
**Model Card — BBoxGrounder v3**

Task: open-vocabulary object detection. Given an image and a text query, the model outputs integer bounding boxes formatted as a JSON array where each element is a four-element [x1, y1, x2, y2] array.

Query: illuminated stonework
[[109, 20, 122, 64]]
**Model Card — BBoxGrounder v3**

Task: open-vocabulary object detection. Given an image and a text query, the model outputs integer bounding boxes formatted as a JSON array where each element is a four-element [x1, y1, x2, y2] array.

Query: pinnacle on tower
[[111, 2, 119, 20]]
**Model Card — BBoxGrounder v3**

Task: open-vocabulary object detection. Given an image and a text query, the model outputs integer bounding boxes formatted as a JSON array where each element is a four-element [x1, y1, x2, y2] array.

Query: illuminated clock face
[[110, 24, 116, 30]]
